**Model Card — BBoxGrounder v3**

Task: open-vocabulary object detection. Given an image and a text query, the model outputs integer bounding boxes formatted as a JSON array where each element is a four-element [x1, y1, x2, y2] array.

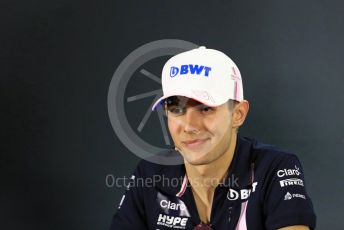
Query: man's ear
[[232, 100, 249, 129]]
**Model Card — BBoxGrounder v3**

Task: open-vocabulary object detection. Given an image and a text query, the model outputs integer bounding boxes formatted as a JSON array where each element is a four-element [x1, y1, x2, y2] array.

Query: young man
[[110, 47, 316, 229]]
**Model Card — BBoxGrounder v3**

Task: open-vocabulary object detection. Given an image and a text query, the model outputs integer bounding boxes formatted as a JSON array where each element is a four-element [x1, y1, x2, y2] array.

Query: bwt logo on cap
[[170, 64, 212, 78]]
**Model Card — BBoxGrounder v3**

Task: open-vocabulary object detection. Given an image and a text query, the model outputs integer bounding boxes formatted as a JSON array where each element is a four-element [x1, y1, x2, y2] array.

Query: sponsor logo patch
[[170, 64, 212, 77], [277, 165, 301, 178], [279, 178, 304, 188], [227, 182, 258, 201], [160, 200, 187, 211], [157, 214, 188, 229], [284, 192, 306, 200]]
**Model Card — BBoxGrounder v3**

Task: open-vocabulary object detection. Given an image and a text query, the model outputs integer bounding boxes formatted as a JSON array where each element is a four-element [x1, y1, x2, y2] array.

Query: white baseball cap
[[152, 46, 243, 110]]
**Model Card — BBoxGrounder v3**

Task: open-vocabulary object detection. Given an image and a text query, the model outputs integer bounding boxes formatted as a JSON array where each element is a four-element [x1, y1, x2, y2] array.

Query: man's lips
[[182, 138, 209, 148]]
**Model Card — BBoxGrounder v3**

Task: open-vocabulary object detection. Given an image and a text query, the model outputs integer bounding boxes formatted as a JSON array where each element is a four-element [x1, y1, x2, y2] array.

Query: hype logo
[[170, 64, 212, 77]]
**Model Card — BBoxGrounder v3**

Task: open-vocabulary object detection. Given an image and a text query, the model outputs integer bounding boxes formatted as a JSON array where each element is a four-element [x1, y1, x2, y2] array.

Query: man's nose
[[183, 108, 201, 133]]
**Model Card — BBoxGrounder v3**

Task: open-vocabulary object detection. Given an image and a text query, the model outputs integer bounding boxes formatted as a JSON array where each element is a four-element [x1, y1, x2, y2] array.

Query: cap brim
[[151, 94, 170, 111], [151, 90, 228, 111]]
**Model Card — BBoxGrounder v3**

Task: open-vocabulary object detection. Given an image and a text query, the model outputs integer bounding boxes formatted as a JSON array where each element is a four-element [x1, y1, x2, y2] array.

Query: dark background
[[1, 0, 343, 229]]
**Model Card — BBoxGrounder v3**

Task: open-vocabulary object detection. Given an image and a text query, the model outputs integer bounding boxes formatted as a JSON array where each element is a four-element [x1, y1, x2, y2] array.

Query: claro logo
[[277, 165, 301, 178], [160, 200, 187, 211], [170, 64, 212, 77]]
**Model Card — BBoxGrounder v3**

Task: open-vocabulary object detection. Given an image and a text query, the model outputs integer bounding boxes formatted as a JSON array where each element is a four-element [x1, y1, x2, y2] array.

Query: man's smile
[[182, 138, 210, 150]]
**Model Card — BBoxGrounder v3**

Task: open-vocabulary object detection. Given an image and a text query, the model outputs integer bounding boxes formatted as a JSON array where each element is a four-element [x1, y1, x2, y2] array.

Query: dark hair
[[164, 96, 239, 109], [227, 99, 239, 111]]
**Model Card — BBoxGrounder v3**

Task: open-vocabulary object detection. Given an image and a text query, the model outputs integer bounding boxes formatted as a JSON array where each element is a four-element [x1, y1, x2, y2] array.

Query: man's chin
[[182, 152, 212, 166]]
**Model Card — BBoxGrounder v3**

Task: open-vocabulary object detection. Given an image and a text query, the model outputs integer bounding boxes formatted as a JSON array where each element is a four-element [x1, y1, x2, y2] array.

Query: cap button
[[198, 46, 206, 49]]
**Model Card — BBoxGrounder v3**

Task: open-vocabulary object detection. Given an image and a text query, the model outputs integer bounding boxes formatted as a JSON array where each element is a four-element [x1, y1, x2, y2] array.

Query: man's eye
[[200, 106, 213, 113], [168, 107, 185, 115]]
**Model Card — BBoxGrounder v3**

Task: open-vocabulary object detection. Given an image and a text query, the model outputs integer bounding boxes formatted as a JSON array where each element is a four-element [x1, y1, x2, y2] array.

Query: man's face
[[166, 96, 235, 165]]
